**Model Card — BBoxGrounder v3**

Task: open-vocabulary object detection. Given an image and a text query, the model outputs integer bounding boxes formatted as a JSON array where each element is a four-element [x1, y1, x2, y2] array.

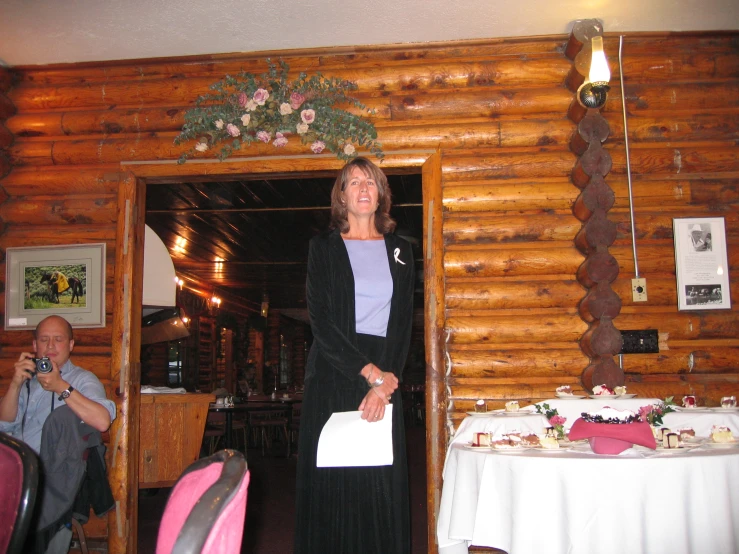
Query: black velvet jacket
[[305, 228, 415, 387]]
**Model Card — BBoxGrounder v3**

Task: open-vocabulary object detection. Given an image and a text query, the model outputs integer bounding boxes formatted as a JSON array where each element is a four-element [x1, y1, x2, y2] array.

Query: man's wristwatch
[[58, 385, 75, 401]]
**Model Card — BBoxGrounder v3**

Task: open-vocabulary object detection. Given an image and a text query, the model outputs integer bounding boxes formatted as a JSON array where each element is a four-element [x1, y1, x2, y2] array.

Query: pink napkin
[[568, 418, 656, 454]]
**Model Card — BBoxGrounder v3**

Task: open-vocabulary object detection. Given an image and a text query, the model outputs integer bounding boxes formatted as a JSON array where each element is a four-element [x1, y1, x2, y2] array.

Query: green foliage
[[174, 59, 383, 163]]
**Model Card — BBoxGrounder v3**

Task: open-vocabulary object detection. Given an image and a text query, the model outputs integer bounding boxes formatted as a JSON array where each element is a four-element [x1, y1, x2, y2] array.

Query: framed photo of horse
[[4, 243, 106, 330]]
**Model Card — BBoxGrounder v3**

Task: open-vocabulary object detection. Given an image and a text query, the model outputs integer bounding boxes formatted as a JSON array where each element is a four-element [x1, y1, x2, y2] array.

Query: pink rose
[[300, 109, 315, 124], [273, 132, 288, 148], [310, 140, 325, 154], [343, 143, 356, 156], [237, 92, 248, 108], [549, 415, 566, 427], [226, 123, 240, 137], [290, 92, 305, 110], [257, 130, 271, 143], [253, 88, 269, 106], [638, 405, 653, 422]]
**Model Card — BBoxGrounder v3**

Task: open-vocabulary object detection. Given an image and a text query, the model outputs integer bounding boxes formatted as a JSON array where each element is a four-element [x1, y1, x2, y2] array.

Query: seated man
[[0, 315, 116, 553]]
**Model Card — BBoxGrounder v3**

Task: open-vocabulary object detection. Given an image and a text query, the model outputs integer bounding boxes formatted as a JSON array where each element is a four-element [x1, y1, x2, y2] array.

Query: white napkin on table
[[317, 405, 393, 467]]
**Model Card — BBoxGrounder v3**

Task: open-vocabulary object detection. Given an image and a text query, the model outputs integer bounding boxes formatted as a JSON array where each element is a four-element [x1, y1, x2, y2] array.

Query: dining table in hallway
[[208, 394, 302, 449]]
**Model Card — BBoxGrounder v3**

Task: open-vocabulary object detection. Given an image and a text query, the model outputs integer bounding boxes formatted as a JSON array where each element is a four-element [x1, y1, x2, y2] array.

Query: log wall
[[0, 32, 737, 553]]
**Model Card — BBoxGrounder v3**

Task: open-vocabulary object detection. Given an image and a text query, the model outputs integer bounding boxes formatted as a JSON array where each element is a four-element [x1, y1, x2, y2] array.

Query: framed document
[[673, 217, 731, 311]]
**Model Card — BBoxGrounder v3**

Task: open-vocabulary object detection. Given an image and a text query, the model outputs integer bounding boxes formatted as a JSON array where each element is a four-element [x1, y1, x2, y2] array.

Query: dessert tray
[[555, 393, 586, 399], [588, 393, 637, 399], [466, 411, 493, 417], [701, 440, 739, 449], [463, 442, 492, 450], [710, 407, 739, 412]]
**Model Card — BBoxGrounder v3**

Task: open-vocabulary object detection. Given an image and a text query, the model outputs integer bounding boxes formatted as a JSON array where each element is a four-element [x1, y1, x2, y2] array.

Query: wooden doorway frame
[[112, 150, 446, 553]]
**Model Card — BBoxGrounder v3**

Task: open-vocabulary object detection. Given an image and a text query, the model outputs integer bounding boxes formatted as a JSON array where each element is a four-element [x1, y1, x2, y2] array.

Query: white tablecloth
[[438, 443, 739, 554]]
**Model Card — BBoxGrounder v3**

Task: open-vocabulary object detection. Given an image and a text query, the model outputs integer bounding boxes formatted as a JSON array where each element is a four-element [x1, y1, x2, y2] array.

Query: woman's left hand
[[358, 387, 390, 422]]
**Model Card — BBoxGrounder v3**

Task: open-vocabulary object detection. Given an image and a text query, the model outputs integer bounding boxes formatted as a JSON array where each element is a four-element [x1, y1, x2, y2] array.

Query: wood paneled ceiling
[[145, 172, 423, 319]]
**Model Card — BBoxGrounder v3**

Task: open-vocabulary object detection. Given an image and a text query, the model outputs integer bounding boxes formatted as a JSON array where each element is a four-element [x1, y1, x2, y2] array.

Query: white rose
[[279, 103, 293, 115], [246, 100, 258, 111], [241, 114, 251, 126], [296, 122, 309, 135], [195, 142, 208, 152], [343, 143, 356, 156], [215, 119, 224, 130]]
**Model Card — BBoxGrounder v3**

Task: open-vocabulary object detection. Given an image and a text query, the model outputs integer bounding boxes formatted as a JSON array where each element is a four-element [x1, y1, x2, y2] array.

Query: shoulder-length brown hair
[[329, 157, 396, 234]]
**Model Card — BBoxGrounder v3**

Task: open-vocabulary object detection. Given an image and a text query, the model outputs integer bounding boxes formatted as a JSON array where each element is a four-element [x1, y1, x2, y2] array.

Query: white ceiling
[[1, 0, 738, 67]]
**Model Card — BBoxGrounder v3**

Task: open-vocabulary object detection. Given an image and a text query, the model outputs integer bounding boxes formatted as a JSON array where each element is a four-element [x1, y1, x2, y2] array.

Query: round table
[[438, 440, 739, 554]]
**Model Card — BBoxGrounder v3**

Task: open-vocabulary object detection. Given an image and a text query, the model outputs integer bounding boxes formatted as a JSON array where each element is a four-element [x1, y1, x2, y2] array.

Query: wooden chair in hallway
[[203, 412, 226, 456], [248, 410, 290, 457]]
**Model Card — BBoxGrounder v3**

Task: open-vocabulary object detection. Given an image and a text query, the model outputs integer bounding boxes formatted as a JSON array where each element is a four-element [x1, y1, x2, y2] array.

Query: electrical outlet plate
[[620, 329, 659, 354], [632, 278, 648, 302]]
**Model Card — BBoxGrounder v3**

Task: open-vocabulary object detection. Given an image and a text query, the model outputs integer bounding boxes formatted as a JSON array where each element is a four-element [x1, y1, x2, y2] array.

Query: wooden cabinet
[[138, 393, 215, 488]]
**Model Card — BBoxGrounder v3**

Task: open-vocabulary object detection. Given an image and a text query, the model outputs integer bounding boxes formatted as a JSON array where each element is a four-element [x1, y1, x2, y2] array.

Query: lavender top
[[343, 239, 392, 337]]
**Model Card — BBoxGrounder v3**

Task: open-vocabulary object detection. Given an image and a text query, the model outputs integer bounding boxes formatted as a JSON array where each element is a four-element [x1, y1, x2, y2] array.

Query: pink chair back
[[156, 449, 249, 554], [0, 432, 39, 554]]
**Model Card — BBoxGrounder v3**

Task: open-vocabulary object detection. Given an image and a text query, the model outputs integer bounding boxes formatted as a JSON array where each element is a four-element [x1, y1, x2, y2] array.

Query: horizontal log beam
[[446, 314, 587, 344], [444, 245, 582, 279], [8, 60, 573, 111], [449, 348, 587, 377], [446, 279, 584, 310], [443, 214, 580, 245], [0, 195, 117, 225]]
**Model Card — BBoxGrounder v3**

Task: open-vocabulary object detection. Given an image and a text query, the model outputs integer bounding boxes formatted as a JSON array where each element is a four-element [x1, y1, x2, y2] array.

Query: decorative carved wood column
[[566, 21, 624, 391]]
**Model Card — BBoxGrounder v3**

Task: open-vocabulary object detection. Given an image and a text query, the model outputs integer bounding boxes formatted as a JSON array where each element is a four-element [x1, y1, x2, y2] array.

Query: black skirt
[[294, 333, 410, 554]]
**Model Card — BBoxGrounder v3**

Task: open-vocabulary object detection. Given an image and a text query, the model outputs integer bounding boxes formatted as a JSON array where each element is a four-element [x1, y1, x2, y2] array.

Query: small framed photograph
[[4, 243, 106, 329], [673, 217, 731, 311]]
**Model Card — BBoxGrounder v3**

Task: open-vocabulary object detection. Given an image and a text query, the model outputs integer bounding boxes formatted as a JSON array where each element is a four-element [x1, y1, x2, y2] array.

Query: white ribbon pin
[[393, 247, 406, 265]]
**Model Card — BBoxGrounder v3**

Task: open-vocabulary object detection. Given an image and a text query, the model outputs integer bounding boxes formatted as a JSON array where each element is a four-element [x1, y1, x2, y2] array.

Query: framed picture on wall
[[673, 217, 731, 311], [4, 243, 106, 329]]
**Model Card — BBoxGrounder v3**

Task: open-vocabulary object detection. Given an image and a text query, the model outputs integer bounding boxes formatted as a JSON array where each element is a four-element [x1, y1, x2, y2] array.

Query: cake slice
[[556, 385, 573, 395], [474, 399, 487, 413], [710, 425, 735, 443], [662, 432, 680, 448], [474, 432, 491, 446], [592, 384, 614, 396], [614, 385, 627, 396], [721, 396, 737, 408], [505, 400, 520, 412], [682, 395, 697, 408], [539, 435, 560, 449]]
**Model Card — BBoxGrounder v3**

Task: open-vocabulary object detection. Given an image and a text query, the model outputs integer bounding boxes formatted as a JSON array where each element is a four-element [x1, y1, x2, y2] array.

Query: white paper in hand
[[316, 405, 393, 467]]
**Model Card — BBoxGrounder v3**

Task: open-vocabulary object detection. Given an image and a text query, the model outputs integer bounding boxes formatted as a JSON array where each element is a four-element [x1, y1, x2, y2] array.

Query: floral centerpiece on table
[[174, 60, 383, 163], [535, 403, 567, 439], [638, 396, 676, 427]]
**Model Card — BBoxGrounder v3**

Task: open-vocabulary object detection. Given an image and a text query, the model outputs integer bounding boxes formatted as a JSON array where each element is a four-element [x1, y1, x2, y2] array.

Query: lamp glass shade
[[589, 36, 610, 84]]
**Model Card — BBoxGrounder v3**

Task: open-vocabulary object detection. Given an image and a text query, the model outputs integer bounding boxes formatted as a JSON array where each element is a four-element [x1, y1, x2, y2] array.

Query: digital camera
[[31, 357, 53, 374]]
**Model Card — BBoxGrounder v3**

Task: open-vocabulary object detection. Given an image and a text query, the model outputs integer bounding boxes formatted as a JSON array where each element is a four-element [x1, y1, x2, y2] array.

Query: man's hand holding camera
[[13, 352, 69, 396]]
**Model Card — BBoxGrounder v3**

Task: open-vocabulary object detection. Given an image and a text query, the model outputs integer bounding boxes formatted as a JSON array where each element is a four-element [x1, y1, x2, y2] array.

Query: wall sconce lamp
[[174, 276, 184, 290], [261, 293, 269, 318], [210, 294, 222, 312], [577, 35, 611, 109]]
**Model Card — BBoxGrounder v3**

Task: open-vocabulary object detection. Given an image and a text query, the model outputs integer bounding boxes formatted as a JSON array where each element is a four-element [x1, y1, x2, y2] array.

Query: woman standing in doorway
[[295, 157, 415, 553]]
